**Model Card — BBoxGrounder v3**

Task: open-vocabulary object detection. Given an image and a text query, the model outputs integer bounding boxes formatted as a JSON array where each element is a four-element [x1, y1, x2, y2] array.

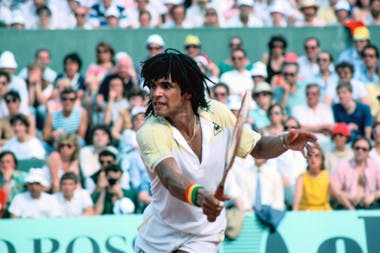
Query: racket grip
[[214, 185, 224, 201]]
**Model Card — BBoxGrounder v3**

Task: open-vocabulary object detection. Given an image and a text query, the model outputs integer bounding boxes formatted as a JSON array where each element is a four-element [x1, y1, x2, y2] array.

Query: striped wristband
[[186, 183, 205, 207]]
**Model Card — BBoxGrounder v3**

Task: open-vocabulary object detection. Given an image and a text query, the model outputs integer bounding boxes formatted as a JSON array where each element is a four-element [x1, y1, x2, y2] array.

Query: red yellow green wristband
[[185, 183, 204, 207]]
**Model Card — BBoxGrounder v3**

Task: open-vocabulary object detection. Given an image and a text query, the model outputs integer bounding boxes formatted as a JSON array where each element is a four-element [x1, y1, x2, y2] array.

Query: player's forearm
[[250, 134, 288, 159]]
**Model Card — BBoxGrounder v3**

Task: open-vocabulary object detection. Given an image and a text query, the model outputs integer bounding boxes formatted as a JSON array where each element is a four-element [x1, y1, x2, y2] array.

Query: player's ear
[[183, 93, 192, 100]]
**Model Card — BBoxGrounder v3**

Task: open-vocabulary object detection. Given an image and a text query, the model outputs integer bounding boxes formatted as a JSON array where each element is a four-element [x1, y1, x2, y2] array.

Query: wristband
[[281, 134, 289, 150], [185, 183, 205, 207]]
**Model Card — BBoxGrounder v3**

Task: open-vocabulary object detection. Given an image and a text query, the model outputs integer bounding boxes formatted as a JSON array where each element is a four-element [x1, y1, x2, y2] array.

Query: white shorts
[[134, 214, 224, 253]]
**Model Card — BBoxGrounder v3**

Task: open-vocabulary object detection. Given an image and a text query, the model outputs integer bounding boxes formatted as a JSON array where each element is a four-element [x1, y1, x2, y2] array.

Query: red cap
[[332, 123, 350, 138], [284, 52, 298, 63]]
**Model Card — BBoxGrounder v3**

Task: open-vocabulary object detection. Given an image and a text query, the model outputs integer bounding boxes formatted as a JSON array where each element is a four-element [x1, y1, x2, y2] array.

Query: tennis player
[[134, 49, 317, 253]]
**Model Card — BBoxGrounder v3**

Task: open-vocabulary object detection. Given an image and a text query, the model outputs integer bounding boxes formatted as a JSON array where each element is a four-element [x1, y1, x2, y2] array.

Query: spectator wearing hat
[[317, 0, 339, 25], [2, 114, 45, 160], [325, 123, 353, 173], [183, 34, 219, 78], [88, 0, 128, 28], [369, 0, 380, 25], [266, 1, 288, 27], [298, 37, 321, 83], [334, 136, 380, 210], [225, 0, 263, 28], [249, 81, 273, 130], [291, 83, 335, 150], [370, 122, 380, 163], [312, 51, 338, 102], [250, 61, 268, 85], [0, 51, 30, 116], [334, 0, 352, 24], [338, 23, 370, 72], [220, 48, 254, 98], [0, 151, 27, 218], [295, 0, 326, 26], [8, 168, 62, 218], [203, 7, 220, 27], [54, 172, 94, 217], [332, 81, 373, 141], [9, 11, 26, 29], [104, 5, 121, 28]]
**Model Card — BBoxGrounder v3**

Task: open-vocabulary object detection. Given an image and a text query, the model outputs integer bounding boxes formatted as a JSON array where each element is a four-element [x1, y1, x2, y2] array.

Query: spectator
[[211, 82, 230, 105], [291, 83, 335, 150], [43, 87, 88, 149], [72, 6, 92, 29], [53, 52, 86, 105], [325, 123, 354, 173], [225, 0, 263, 28], [43, 133, 82, 193], [2, 114, 45, 160], [25, 61, 53, 131], [353, 0, 372, 25], [127, 0, 160, 29], [0, 51, 30, 116], [18, 48, 57, 83], [0, 91, 36, 147], [80, 124, 115, 178], [333, 0, 352, 24], [92, 164, 136, 215], [88, 0, 128, 28], [370, 122, 380, 163], [8, 11, 26, 29], [298, 37, 321, 83], [266, 2, 287, 27], [203, 7, 220, 27], [8, 168, 62, 218], [332, 81, 373, 140], [0, 151, 27, 218], [249, 81, 273, 130], [325, 61, 368, 105], [262, 35, 287, 84], [18, 0, 59, 29], [357, 44, 379, 84], [295, 0, 326, 27], [271, 117, 307, 209], [273, 62, 307, 115], [54, 172, 94, 217], [35, 5, 54, 29], [293, 145, 353, 210], [218, 36, 250, 75], [334, 136, 380, 209], [369, 0, 380, 25], [162, 4, 192, 28], [220, 48, 254, 97], [259, 103, 285, 136], [312, 51, 338, 102], [250, 61, 268, 86], [317, 0, 338, 25]]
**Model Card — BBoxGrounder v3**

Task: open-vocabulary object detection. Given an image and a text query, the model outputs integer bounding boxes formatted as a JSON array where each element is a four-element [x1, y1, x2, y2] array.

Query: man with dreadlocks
[[134, 49, 317, 253]]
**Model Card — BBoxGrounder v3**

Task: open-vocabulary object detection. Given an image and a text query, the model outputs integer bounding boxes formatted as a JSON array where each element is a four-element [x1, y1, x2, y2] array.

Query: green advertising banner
[[0, 211, 379, 253]]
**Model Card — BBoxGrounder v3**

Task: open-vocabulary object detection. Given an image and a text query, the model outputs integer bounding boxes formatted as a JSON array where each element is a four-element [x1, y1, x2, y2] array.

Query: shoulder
[[199, 99, 235, 129]]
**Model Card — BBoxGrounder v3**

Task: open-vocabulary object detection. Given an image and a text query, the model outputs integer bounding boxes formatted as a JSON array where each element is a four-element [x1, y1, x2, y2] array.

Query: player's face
[[149, 77, 187, 118]]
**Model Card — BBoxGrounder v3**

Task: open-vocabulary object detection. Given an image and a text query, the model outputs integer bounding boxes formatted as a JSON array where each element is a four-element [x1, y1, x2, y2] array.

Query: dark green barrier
[[1, 26, 379, 75]]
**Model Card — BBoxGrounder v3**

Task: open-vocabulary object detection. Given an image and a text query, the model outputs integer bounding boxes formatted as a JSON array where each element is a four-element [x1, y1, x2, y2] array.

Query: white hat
[[299, 0, 319, 9], [227, 95, 242, 111], [115, 51, 129, 62], [10, 12, 25, 25], [146, 34, 165, 47], [237, 0, 253, 7], [105, 5, 120, 18], [24, 168, 49, 187], [334, 0, 350, 11], [131, 106, 145, 117], [0, 51, 18, 69], [268, 2, 285, 15], [164, 0, 184, 4], [254, 81, 273, 94], [250, 61, 268, 78]]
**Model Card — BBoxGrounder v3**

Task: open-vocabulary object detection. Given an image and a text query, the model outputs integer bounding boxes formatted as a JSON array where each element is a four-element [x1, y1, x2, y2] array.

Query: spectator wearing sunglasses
[[334, 136, 380, 209]]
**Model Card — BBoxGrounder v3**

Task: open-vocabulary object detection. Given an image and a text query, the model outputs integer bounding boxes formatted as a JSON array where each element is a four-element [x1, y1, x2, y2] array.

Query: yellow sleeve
[[136, 117, 174, 173]]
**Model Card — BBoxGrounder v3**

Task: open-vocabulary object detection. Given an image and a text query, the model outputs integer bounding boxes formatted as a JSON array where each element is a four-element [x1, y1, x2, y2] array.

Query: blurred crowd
[[0, 0, 380, 223], [0, 0, 380, 29]]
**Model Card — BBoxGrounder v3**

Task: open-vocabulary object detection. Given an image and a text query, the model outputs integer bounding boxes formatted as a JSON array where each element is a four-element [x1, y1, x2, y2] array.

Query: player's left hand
[[284, 129, 318, 158], [199, 190, 229, 222]]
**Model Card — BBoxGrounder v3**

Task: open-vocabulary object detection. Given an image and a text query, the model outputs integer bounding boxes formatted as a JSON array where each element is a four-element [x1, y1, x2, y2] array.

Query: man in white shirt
[[9, 168, 62, 218], [297, 37, 321, 83], [54, 172, 94, 217]]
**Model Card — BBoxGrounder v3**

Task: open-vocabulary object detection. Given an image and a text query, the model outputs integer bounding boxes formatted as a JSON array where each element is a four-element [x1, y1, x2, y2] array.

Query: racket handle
[[214, 184, 224, 201]]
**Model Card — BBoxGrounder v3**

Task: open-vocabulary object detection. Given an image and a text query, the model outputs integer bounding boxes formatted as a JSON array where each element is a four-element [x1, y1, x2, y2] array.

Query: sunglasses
[[317, 58, 329, 62], [5, 98, 18, 104], [284, 125, 299, 130], [75, 13, 86, 17], [185, 45, 199, 50], [363, 54, 376, 58], [269, 111, 281, 116], [354, 146, 369, 152], [99, 159, 113, 165], [232, 56, 244, 61], [61, 97, 76, 102], [254, 92, 271, 98], [147, 46, 162, 51], [306, 91, 318, 96], [282, 72, 296, 77], [305, 45, 317, 50], [59, 143, 73, 149], [373, 129, 380, 135]]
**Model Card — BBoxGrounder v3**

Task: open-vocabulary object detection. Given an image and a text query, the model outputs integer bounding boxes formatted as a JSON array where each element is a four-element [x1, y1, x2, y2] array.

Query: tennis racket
[[214, 91, 251, 201]]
